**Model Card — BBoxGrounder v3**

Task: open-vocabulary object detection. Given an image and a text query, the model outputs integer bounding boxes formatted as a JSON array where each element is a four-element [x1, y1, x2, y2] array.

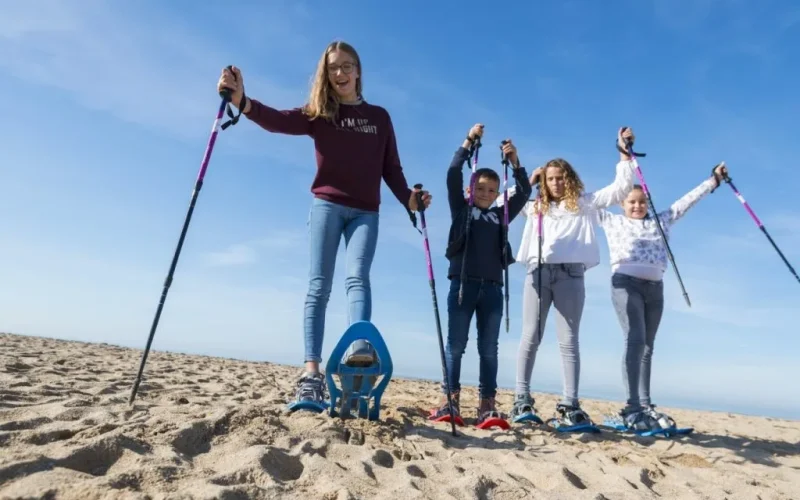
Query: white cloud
[[201, 229, 308, 267], [0, 1, 316, 170], [0, 2, 222, 139], [204, 243, 259, 267]]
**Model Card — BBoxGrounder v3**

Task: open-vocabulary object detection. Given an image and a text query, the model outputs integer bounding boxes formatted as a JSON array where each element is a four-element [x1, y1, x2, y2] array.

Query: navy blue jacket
[[445, 147, 532, 283]]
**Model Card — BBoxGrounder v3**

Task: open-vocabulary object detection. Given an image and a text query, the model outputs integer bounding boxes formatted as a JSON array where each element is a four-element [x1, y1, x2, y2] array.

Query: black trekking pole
[[128, 66, 244, 405], [617, 129, 692, 307], [535, 186, 544, 349], [720, 166, 800, 284], [500, 141, 511, 333], [413, 183, 458, 437], [458, 138, 481, 305]]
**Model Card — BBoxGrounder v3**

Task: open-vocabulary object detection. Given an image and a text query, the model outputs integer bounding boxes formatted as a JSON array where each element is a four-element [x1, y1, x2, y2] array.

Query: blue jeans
[[444, 278, 503, 399], [304, 198, 379, 363]]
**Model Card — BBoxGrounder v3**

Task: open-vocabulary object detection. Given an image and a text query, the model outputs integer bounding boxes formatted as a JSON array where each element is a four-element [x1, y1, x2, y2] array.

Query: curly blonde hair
[[302, 41, 362, 122], [534, 158, 585, 215]]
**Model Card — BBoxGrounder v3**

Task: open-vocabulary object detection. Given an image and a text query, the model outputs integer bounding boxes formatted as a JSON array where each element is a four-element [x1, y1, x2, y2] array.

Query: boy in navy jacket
[[432, 123, 531, 426]]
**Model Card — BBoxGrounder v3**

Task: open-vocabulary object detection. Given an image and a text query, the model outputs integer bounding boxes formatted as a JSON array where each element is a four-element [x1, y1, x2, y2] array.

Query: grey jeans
[[517, 263, 586, 407], [610, 272, 664, 408]]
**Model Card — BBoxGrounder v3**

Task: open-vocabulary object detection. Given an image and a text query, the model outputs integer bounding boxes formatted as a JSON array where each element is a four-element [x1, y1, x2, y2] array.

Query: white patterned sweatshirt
[[500, 160, 637, 271], [597, 177, 718, 281]]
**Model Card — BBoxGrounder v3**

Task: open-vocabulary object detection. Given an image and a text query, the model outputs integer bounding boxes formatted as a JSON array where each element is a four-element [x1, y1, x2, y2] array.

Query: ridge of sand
[[1, 332, 798, 499]]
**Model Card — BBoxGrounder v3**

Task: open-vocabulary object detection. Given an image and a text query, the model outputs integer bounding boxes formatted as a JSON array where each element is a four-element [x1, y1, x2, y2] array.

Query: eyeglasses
[[327, 62, 356, 75]]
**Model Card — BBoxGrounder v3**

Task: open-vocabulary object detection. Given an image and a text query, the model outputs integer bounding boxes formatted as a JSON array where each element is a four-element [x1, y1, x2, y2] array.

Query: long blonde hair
[[534, 158, 585, 214], [302, 41, 362, 122]]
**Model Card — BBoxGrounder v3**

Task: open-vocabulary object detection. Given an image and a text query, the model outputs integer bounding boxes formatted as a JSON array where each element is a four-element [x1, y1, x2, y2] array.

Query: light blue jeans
[[304, 197, 379, 363]]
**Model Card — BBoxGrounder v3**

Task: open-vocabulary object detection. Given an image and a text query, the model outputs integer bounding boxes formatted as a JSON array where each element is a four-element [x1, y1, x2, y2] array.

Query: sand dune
[[1, 332, 798, 499]]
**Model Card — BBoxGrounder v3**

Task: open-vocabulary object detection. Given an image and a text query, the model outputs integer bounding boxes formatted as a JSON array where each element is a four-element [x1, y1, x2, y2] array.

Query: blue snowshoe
[[602, 405, 693, 437], [645, 405, 694, 437], [510, 393, 543, 425], [325, 321, 393, 421], [287, 371, 330, 414], [548, 404, 601, 433]]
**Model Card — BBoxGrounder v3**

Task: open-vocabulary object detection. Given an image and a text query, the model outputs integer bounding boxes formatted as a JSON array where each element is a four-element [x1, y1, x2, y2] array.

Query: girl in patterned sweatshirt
[[598, 162, 728, 432]]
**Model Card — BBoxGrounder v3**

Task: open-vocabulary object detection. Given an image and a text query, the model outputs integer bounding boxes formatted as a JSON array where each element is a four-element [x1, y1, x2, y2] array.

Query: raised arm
[[658, 163, 726, 224], [498, 139, 533, 222], [584, 127, 638, 209], [217, 66, 313, 136], [447, 124, 484, 218], [595, 207, 615, 229], [244, 100, 314, 136], [497, 165, 540, 217]]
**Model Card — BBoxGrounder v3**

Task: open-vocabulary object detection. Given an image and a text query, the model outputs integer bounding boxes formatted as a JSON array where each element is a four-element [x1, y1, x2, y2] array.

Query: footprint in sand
[[371, 449, 394, 469], [23, 428, 79, 446], [561, 466, 587, 490], [406, 464, 426, 478], [4, 361, 33, 373], [661, 453, 713, 468], [0, 417, 52, 432]]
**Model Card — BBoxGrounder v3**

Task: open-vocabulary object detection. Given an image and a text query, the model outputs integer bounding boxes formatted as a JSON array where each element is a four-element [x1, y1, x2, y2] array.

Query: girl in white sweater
[[599, 162, 728, 433], [501, 127, 637, 429]]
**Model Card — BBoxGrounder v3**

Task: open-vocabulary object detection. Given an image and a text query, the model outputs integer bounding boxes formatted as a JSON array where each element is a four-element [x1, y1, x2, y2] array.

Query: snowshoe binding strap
[[287, 372, 330, 413], [510, 395, 543, 424], [510, 394, 535, 417], [556, 404, 592, 426], [646, 405, 677, 431], [623, 409, 661, 433], [475, 400, 510, 430], [429, 392, 465, 426], [296, 372, 326, 402], [432, 399, 459, 419], [477, 409, 503, 424], [511, 402, 533, 417], [219, 65, 246, 131]]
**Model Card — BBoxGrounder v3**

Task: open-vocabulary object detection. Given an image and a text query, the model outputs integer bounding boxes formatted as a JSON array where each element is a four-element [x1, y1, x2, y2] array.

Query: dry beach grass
[[1, 332, 798, 499]]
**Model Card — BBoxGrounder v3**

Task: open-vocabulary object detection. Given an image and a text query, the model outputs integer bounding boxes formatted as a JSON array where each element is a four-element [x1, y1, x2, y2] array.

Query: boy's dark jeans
[[443, 278, 503, 399]]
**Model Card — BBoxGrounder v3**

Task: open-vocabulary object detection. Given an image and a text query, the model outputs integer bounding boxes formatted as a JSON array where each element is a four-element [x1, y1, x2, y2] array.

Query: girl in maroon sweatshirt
[[218, 41, 431, 408]]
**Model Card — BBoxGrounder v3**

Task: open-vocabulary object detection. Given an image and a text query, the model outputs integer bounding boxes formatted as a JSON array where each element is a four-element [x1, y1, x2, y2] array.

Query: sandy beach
[[1, 332, 798, 499]]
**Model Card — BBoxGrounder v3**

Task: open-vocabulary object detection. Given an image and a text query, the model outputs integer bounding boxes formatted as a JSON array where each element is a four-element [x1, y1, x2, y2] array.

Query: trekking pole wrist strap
[[221, 92, 246, 131], [615, 141, 646, 158]]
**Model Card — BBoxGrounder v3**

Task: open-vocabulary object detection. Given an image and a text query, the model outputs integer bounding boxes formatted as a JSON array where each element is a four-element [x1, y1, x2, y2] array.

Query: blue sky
[[2, 0, 799, 419]]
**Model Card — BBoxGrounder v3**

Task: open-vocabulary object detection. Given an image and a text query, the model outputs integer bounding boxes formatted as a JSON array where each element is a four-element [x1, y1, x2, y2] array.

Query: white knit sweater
[[501, 160, 637, 271], [597, 177, 717, 281]]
